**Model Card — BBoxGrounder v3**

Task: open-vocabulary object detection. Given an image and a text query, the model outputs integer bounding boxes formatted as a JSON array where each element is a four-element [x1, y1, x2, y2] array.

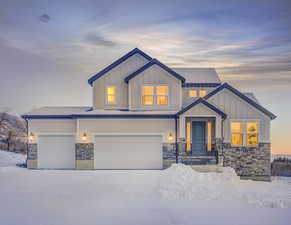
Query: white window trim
[[141, 84, 169, 106], [105, 86, 117, 105], [230, 120, 260, 147]]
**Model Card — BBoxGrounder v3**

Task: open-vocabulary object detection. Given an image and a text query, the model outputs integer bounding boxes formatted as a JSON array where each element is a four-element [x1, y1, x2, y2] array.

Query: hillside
[[0, 112, 27, 153]]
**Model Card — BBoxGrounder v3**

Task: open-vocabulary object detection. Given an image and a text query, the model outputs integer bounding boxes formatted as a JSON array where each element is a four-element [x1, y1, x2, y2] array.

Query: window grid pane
[[231, 134, 243, 146], [157, 96, 168, 105], [143, 86, 154, 95], [156, 86, 168, 95], [199, 90, 207, 97], [189, 90, 197, 97], [231, 122, 242, 133], [142, 96, 154, 105]]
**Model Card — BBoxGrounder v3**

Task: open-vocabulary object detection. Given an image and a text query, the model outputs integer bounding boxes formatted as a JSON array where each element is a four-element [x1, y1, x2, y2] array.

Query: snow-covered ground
[[0, 150, 290, 225]]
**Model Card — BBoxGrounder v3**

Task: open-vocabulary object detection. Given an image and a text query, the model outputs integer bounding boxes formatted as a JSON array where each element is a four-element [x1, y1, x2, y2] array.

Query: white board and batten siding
[[129, 64, 182, 111], [93, 54, 150, 109], [178, 103, 222, 139], [207, 89, 271, 143], [182, 87, 216, 107]]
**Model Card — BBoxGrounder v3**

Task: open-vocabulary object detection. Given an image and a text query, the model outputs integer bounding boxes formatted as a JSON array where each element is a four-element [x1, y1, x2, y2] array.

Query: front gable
[[88, 48, 152, 86], [128, 63, 183, 111], [205, 83, 276, 120], [124, 59, 185, 83]]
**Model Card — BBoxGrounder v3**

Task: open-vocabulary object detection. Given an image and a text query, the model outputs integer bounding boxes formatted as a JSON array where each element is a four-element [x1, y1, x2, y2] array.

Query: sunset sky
[[0, 0, 290, 154]]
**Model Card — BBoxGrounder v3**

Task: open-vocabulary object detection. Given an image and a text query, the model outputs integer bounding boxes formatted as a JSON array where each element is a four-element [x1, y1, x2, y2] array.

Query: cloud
[[38, 14, 50, 23], [85, 33, 116, 47]]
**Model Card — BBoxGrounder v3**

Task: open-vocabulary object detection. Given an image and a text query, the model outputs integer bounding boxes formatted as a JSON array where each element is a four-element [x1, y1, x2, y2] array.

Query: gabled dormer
[[88, 48, 152, 110]]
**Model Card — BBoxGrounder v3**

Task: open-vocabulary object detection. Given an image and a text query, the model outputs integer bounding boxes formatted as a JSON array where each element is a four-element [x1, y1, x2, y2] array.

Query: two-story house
[[22, 48, 276, 181]]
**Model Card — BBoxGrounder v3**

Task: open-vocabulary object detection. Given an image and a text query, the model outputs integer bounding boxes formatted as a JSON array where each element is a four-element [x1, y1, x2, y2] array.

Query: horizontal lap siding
[[78, 118, 175, 143], [207, 89, 270, 142], [129, 65, 181, 110], [93, 54, 149, 109]]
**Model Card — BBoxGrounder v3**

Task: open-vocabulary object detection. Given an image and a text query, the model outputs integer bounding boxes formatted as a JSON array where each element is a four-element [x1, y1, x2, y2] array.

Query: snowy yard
[[0, 150, 291, 225]]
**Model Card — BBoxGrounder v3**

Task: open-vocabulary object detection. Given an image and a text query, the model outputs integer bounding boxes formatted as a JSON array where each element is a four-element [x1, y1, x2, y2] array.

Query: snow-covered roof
[[75, 109, 178, 115], [23, 107, 92, 116], [243, 93, 259, 104], [172, 68, 221, 83]]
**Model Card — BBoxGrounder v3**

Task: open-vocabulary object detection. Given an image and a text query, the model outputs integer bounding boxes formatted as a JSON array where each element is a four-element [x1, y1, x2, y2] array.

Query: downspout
[[25, 118, 29, 166], [175, 116, 178, 164]]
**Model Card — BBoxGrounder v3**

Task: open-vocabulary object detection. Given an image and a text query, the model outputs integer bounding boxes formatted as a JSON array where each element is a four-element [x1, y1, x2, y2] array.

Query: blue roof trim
[[21, 115, 73, 119], [124, 59, 186, 83], [182, 83, 221, 88], [204, 83, 277, 120], [176, 98, 227, 118], [88, 48, 152, 86], [72, 114, 176, 119]]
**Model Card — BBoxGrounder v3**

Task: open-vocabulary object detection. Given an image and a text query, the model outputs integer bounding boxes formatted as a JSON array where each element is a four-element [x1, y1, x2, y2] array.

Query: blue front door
[[191, 121, 206, 155]]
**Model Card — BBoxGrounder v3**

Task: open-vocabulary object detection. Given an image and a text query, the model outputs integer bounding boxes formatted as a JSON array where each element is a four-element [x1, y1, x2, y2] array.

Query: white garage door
[[38, 134, 75, 169], [94, 134, 163, 169]]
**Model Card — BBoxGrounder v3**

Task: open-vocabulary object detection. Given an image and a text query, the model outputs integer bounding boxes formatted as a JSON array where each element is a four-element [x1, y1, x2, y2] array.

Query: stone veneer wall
[[223, 143, 271, 181], [27, 143, 38, 168], [75, 143, 94, 169], [163, 143, 176, 168]]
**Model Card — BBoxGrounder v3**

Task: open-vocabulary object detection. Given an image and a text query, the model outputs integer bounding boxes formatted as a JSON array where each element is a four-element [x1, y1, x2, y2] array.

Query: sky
[[0, 0, 290, 154]]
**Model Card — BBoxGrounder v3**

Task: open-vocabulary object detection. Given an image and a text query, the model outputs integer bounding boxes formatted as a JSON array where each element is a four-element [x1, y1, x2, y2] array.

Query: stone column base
[[76, 160, 94, 169], [27, 160, 38, 169]]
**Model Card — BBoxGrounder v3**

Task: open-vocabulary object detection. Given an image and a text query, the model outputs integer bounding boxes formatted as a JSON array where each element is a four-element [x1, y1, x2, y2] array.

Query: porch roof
[[176, 98, 227, 119]]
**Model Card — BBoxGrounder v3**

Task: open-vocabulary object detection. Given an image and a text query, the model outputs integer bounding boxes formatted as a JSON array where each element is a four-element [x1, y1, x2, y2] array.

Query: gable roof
[[88, 48, 152, 86], [176, 98, 227, 118], [124, 59, 186, 83], [172, 68, 221, 84], [204, 83, 276, 120]]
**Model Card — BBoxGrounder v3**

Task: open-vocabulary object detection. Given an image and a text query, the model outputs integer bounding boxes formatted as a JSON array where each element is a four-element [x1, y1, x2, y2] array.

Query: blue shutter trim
[[204, 83, 277, 120], [176, 98, 227, 118], [182, 83, 221, 87], [124, 59, 186, 83], [88, 48, 152, 86]]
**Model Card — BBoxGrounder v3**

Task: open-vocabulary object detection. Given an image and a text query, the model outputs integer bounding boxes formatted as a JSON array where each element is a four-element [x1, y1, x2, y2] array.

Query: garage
[[38, 134, 76, 169], [94, 134, 163, 169]]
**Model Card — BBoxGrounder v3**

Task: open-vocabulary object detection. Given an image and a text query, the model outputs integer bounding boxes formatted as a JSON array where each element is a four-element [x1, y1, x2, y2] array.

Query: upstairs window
[[189, 90, 197, 97], [142, 85, 168, 106], [106, 86, 116, 104], [142, 86, 154, 105], [199, 90, 207, 97], [156, 86, 168, 105]]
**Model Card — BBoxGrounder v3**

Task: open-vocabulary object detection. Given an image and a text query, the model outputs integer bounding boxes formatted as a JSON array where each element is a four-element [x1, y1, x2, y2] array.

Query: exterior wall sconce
[[168, 132, 174, 141], [29, 132, 35, 142], [82, 132, 87, 141]]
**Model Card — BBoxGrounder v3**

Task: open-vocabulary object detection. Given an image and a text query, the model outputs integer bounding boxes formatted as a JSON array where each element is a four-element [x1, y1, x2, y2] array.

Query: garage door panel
[[38, 135, 75, 169], [94, 135, 162, 169]]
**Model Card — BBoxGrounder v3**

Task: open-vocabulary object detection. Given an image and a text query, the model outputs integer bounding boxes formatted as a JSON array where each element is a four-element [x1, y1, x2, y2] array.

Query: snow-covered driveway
[[0, 150, 290, 225]]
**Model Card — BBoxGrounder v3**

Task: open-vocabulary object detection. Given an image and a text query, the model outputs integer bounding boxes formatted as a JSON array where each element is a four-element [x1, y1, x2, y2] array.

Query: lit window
[[186, 122, 191, 152], [207, 122, 212, 151], [189, 90, 197, 97], [142, 85, 168, 106], [231, 122, 243, 146], [106, 87, 116, 104], [156, 86, 168, 105], [246, 122, 258, 146], [142, 86, 154, 105], [199, 90, 207, 97]]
